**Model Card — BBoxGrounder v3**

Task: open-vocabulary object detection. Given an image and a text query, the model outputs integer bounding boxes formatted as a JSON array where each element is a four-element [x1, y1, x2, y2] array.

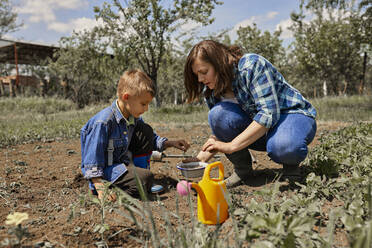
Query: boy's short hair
[[117, 69, 156, 99]]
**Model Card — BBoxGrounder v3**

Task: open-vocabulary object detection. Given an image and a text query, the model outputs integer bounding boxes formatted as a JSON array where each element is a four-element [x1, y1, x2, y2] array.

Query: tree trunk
[[0, 80, 4, 96], [174, 89, 178, 105], [322, 81, 327, 97], [60, 80, 69, 99], [40, 79, 48, 97], [10, 79, 16, 97], [342, 80, 347, 95], [359, 51, 367, 94], [19, 85, 24, 96], [149, 73, 161, 108], [75, 90, 84, 109], [330, 81, 338, 96]]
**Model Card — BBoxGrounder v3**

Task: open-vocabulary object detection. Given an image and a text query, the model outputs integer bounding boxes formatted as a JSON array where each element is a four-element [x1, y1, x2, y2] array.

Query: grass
[[0, 95, 371, 147], [143, 103, 208, 124], [0, 96, 76, 115], [0, 97, 105, 147], [311, 95, 372, 122]]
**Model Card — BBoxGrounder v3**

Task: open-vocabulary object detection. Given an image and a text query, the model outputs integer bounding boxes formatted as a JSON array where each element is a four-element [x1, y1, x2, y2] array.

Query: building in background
[[0, 39, 59, 97]]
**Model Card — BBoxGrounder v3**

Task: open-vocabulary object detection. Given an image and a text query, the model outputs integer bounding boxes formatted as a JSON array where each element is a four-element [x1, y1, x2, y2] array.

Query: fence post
[[0, 80, 4, 96], [10, 79, 16, 97]]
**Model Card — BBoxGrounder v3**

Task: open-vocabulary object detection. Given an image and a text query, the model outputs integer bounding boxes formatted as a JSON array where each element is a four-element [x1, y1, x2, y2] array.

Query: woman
[[184, 40, 317, 188]]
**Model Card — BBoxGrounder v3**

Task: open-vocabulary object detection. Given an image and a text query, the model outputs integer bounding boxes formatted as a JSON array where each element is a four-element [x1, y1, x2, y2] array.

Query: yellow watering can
[[191, 161, 229, 225]]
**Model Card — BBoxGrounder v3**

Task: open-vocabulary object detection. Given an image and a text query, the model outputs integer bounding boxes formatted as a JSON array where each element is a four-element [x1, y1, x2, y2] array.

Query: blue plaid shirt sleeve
[[242, 55, 280, 128]]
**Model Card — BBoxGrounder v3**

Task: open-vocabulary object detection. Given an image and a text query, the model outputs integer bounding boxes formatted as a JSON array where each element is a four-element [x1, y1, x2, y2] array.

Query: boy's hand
[[96, 188, 117, 202], [164, 140, 190, 151], [92, 178, 117, 202]]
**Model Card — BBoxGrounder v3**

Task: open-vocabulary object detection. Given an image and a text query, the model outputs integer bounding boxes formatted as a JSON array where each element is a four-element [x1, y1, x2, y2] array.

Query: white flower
[[5, 212, 29, 226]]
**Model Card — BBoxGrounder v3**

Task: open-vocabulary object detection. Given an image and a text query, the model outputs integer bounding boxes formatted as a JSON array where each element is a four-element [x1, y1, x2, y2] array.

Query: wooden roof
[[0, 39, 59, 65]]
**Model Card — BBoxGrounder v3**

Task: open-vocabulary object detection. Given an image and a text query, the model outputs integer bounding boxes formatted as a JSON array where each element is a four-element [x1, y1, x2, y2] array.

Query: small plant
[[2, 212, 30, 247], [70, 181, 119, 248], [88, 182, 116, 248]]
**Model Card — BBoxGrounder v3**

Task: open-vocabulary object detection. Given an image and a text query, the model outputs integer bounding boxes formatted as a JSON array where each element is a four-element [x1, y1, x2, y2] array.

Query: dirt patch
[[0, 121, 349, 247]]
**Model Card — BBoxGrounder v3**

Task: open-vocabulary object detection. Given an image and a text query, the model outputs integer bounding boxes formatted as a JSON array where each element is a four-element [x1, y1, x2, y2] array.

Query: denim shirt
[[205, 54, 317, 128], [80, 100, 167, 188]]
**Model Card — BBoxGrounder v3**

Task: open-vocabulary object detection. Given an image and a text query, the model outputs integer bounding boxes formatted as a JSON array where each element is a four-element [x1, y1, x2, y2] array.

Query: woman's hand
[[201, 122, 268, 154], [202, 139, 234, 154], [182, 135, 219, 163], [164, 139, 190, 152]]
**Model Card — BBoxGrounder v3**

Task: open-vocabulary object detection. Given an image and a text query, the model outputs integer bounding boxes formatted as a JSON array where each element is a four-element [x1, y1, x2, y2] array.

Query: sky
[[6, 0, 302, 47]]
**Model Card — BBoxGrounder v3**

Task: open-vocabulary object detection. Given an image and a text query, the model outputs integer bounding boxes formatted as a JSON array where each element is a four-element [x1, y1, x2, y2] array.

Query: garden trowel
[[151, 151, 221, 162]]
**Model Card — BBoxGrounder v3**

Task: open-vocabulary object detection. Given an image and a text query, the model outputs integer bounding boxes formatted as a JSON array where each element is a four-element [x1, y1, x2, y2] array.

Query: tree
[[299, 0, 371, 45], [235, 23, 286, 70], [289, 0, 369, 96], [360, 0, 372, 36], [94, 0, 222, 107], [292, 0, 372, 94], [48, 30, 130, 108], [222, 34, 232, 46], [0, 0, 21, 38], [157, 38, 195, 105]]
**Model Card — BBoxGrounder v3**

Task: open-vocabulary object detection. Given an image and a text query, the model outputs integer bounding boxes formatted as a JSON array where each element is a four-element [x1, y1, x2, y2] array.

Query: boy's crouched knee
[[115, 165, 154, 197], [135, 167, 154, 192]]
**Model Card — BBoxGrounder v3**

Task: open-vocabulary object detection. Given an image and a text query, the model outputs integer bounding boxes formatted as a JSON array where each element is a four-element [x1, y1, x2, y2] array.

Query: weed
[[2, 212, 30, 247]]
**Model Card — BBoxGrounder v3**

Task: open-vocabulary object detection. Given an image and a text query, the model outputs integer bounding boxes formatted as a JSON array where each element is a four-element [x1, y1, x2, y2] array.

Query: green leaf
[[282, 232, 296, 248]]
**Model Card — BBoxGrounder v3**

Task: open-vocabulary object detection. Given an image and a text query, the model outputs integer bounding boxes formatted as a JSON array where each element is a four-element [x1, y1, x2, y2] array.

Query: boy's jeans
[[114, 122, 155, 197], [208, 101, 317, 173]]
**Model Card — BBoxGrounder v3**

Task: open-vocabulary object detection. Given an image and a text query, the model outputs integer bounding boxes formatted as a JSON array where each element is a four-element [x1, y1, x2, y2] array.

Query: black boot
[[281, 164, 302, 183], [224, 149, 253, 188]]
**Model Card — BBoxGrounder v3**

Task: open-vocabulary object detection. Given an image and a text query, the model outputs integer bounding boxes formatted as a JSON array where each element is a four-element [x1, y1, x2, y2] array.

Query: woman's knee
[[208, 102, 251, 142], [267, 137, 308, 165]]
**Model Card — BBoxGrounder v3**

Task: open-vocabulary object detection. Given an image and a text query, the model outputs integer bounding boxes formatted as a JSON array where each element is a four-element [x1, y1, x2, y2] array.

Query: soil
[[0, 121, 349, 247]]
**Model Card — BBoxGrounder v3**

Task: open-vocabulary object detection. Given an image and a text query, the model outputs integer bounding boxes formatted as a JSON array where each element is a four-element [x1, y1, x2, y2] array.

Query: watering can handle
[[204, 161, 224, 181]]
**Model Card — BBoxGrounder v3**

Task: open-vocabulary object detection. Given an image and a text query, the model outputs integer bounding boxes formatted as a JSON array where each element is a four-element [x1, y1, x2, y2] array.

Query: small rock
[[13, 160, 28, 166], [23, 203, 32, 209], [67, 149, 76, 155], [34, 145, 43, 151], [43, 138, 55, 143], [34, 241, 54, 248]]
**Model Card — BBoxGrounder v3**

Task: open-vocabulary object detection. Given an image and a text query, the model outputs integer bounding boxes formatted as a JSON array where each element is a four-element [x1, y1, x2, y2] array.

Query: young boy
[[80, 69, 190, 199]]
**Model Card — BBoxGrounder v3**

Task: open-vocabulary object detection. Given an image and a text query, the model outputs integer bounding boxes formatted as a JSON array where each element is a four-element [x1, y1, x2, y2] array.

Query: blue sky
[[7, 0, 301, 47]]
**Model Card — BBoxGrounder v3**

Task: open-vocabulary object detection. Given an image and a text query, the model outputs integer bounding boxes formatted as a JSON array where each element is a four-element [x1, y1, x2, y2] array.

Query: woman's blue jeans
[[208, 101, 317, 171]]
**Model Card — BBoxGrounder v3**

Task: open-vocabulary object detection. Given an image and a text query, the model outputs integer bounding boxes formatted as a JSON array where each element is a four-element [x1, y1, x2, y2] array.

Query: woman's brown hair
[[184, 40, 243, 103]]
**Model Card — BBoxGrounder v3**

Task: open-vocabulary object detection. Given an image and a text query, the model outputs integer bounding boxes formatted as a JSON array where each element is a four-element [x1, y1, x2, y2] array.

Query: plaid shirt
[[205, 54, 316, 128]]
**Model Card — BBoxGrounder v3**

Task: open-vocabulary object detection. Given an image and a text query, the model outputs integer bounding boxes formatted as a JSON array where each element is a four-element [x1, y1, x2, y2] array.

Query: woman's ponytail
[[228, 45, 243, 60]]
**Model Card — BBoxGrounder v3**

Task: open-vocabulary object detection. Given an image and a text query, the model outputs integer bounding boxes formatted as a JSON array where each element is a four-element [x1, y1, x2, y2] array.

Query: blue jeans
[[208, 102, 317, 169]]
